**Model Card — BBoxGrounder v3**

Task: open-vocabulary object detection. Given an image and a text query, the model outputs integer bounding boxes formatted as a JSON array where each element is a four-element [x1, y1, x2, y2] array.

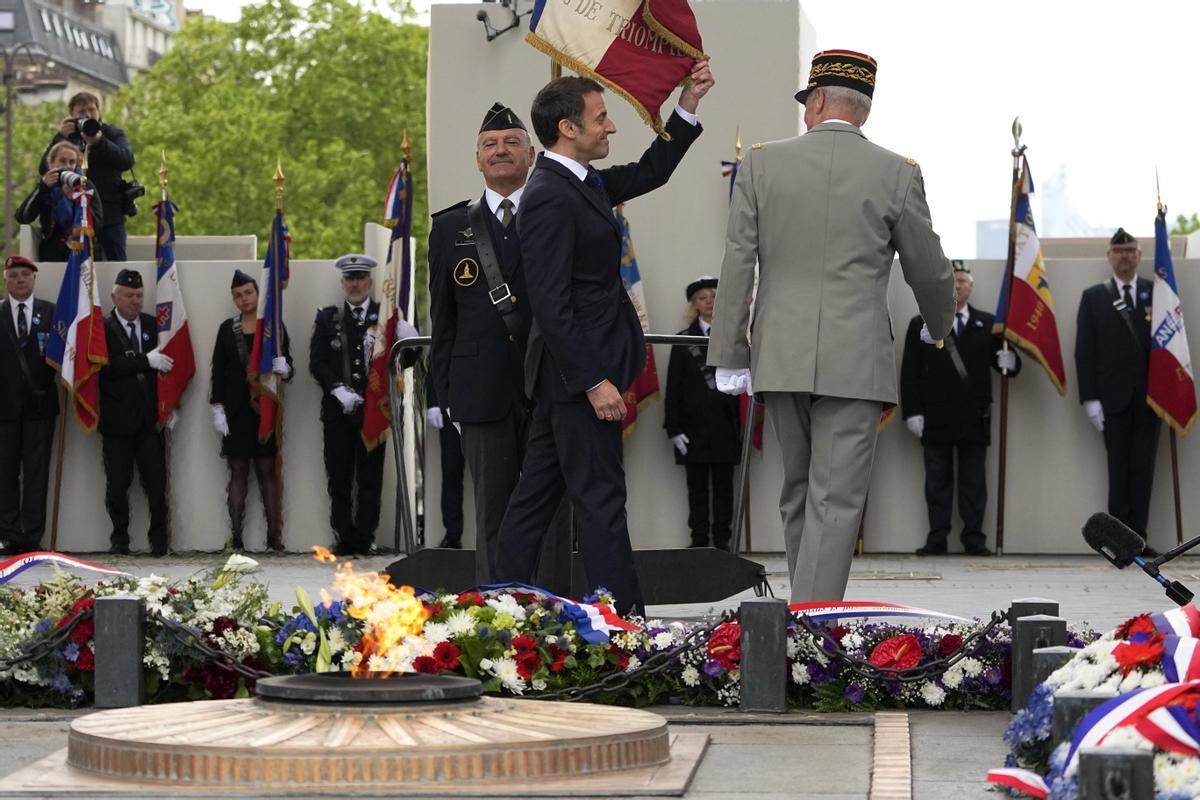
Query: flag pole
[[48, 387, 67, 551], [393, 129, 417, 554], [994, 118, 1026, 557], [157, 151, 175, 544], [272, 159, 287, 546], [1158, 172, 1185, 547]]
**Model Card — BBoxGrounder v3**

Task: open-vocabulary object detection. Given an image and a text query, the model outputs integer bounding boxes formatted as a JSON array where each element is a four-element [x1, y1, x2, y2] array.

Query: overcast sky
[[189, 0, 1200, 255]]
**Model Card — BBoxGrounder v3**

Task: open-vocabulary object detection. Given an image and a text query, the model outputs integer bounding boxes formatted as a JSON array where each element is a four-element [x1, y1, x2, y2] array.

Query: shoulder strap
[[1105, 280, 1148, 361], [231, 316, 250, 368], [940, 336, 972, 386], [467, 198, 524, 342]]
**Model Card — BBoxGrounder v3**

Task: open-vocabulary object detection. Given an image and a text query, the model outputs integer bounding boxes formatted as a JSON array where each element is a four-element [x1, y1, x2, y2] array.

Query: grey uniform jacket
[[707, 121, 956, 404]]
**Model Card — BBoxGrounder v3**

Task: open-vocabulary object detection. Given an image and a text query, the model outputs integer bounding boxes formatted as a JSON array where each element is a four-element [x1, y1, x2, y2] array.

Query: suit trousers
[[101, 430, 168, 549], [1102, 401, 1161, 538], [763, 393, 882, 603], [437, 423, 465, 541], [495, 399, 643, 614], [922, 442, 987, 550], [0, 417, 55, 547], [321, 413, 386, 550], [684, 463, 734, 548]]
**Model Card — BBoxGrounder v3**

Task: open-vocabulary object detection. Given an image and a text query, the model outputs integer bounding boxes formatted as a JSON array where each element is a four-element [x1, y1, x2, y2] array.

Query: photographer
[[16, 142, 103, 262], [38, 92, 134, 261]]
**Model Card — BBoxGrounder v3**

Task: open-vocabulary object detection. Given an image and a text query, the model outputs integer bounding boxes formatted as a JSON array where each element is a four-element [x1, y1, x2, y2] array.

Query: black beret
[[480, 102, 527, 134], [114, 268, 143, 289], [1110, 228, 1137, 246], [231, 269, 256, 289], [686, 276, 718, 300]]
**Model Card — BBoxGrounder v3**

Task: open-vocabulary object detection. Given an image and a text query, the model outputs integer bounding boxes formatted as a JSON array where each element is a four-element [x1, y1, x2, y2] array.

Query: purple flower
[[581, 587, 611, 604], [283, 650, 304, 667], [34, 617, 53, 634], [51, 671, 73, 694], [984, 667, 1002, 686], [844, 684, 865, 704], [62, 641, 80, 663], [703, 659, 724, 677]]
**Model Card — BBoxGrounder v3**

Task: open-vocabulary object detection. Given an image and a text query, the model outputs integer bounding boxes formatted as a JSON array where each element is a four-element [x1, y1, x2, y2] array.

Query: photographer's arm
[[91, 125, 134, 170], [14, 183, 47, 225]]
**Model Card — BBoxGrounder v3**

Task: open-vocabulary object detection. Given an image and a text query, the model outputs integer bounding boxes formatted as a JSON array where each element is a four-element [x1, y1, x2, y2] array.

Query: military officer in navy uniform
[[1075, 228, 1161, 554], [428, 102, 571, 592], [0, 256, 59, 555], [99, 268, 175, 556], [311, 255, 418, 556], [901, 261, 1019, 556]]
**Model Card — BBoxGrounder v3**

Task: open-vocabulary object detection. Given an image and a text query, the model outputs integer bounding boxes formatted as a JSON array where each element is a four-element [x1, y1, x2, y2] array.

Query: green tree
[[1172, 213, 1200, 236]]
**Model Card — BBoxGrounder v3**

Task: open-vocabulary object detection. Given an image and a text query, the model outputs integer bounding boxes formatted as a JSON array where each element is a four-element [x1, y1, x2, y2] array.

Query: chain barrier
[[0, 608, 95, 674], [792, 608, 1012, 683], [149, 610, 276, 682]]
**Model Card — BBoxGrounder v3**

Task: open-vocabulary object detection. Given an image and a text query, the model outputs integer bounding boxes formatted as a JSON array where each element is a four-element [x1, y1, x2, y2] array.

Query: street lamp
[[3, 41, 49, 262]]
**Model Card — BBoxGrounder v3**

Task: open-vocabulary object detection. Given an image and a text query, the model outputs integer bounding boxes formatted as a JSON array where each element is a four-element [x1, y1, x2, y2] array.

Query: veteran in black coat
[[99, 269, 172, 555], [0, 257, 59, 554], [495, 67, 712, 615], [1074, 228, 1161, 546], [901, 266, 1020, 556]]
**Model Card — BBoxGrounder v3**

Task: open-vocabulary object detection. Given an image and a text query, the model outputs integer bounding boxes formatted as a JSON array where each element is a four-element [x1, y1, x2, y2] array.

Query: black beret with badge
[[795, 49, 878, 104], [335, 253, 377, 278], [1110, 227, 1137, 246], [685, 275, 718, 301], [480, 102, 527, 133], [114, 268, 143, 289]]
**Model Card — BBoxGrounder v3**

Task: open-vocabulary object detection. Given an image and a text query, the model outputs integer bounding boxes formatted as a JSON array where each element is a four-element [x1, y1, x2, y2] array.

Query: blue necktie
[[16, 303, 27, 344], [128, 322, 139, 353], [585, 168, 605, 197], [955, 312, 965, 338]]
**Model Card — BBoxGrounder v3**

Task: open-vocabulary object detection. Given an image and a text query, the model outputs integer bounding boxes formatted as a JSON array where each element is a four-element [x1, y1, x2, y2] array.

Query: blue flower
[[283, 650, 304, 667], [34, 617, 53, 634], [581, 586, 610, 604], [983, 667, 1002, 686], [62, 642, 80, 663], [51, 672, 73, 694], [476, 625, 493, 640], [844, 684, 865, 704], [703, 659, 724, 677], [496, 629, 513, 647]]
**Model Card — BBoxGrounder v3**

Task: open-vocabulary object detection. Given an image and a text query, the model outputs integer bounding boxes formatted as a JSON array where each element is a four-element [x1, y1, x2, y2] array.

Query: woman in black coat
[[14, 141, 103, 262], [664, 277, 741, 549], [209, 270, 293, 552]]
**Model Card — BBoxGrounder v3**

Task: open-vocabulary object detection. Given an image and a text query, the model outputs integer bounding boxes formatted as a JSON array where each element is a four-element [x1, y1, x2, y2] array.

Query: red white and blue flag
[[615, 207, 659, 437], [993, 156, 1067, 394], [248, 210, 289, 443], [527, 0, 705, 137], [984, 768, 1048, 798], [153, 198, 195, 428], [0, 551, 131, 585], [788, 601, 970, 623], [1064, 681, 1200, 771], [45, 183, 107, 431], [471, 583, 640, 644], [1147, 205, 1197, 435], [1151, 604, 1200, 638], [1162, 636, 1200, 683]]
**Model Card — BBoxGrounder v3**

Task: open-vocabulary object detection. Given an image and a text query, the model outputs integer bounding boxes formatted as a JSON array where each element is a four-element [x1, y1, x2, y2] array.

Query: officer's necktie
[[16, 302, 27, 344], [955, 312, 965, 338], [499, 198, 514, 229], [1122, 283, 1134, 312], [128, 321, 139, 353], [353, 307, 364, 323]]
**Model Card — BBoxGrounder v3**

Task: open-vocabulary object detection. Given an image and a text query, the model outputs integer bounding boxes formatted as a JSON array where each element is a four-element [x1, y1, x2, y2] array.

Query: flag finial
[[274, 158, 285, 211], [1157, 168, 1165, 215], [401, 129, 411, 160], [158, 150, 168, 202]]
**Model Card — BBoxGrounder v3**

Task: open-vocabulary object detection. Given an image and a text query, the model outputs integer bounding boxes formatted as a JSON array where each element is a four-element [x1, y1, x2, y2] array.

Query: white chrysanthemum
[[652, 631, 675, 651], [438, 594, 458, 606], [920, 681, 945, 706], [681, 666, 700, 687], [840, 632, 863, 650], [786, 637, 799, 658], [367, 654, 389, 672], [488, 656, 525, 694], [423, 622, 451, 645], [791, 663, 810, 685], [625, 656, 641, 673], [941, 668, 963, 689], [486, 596, 527, 622], [327, 627, 346, 653], [958, 657, 982, 677], [446, 611, 476, 638], [342, 650, 363, 669]]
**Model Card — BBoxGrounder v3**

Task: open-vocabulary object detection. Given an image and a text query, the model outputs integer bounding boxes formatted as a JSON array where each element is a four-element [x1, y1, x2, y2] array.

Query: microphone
[[1082, 512, 1194, 605], [476, 9, 489, 20]]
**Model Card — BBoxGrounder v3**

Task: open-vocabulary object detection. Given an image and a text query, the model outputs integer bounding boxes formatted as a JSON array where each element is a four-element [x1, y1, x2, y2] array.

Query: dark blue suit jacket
[[1075, 276, 1154, 415], [0, 297, 59, 422], [519, 111, 701, 403]]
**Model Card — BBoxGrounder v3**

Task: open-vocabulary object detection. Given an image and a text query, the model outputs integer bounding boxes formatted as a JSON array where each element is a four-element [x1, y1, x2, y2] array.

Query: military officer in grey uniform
[[707, 49, 956, 603]]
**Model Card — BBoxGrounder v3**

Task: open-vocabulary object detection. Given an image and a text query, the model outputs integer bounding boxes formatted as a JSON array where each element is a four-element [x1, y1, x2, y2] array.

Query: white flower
[[423, 622, 451, 645], [300, 632, 317, 655], [652, 631, 676, 651], [342, 650, 363, 670], [366, 654, 389, 673], [446, 611, 476, 638], [220, 553, 260, 574], [920, 681, 945, 706], [486, 596, 527, 622], [958, 657, 982, 677], [681, 666, 700, 687], [791, 662, 810, 685], [484, 656, 525, 694], [786, 637, 799, 658], [840, 632, 863, 650], [941, 667, 963, 689], [438, 594, 458, 606], [532, 678, 547, 691], [327, 627, 346, 653], [625, 655, 641, 673]]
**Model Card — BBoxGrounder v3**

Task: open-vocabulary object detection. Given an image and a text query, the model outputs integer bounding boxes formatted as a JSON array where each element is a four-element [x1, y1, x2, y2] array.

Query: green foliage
[[1172, 213, 1200, 236]]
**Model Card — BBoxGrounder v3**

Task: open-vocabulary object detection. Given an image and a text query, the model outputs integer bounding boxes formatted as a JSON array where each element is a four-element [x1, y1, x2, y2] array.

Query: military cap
[[795, 49, 878, 104], [335, 254, 377, 277], [480, 102, 527, 133], [231, 269, 256, 288], [952, 259, 970, 273], [3, 255, 37, 272], [685, 275, 718, 301], [1110, 228, 1137, 246], [114, 268, 143, 289]]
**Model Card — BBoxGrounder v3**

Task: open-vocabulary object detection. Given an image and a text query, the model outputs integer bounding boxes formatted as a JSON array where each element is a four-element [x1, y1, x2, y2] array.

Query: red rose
[[412, 656, 439, 674], [938, 634, 963, 656], [1113, 634, 1166, 676], [706, 622, 742, 670], [548, 644, 568, 673], [433, 642, 461, 672], [1115, 614, 1158, 641], [74, 644, 94, 672], [868, 634, 922, 671], [512, 635, 537, 654], [456, 591, 485, 606]]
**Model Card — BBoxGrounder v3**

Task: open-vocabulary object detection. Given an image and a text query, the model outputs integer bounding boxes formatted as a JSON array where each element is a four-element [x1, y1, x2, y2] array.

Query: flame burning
[[312, 546, 430, 677]]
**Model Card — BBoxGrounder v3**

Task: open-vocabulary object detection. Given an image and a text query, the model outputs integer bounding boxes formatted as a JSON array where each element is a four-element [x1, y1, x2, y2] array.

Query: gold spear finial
[[158, 150, 168, 202], [735, 126, 742, 162], [79, 148, 89, 188], [274, 158, 285, 211], [401, 129, 411, 160], [1157, 167, 1164, 215]]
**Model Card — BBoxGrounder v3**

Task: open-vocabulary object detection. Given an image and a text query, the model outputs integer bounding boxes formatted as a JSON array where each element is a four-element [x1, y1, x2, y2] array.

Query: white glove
[[165, 411, 179, 430], [715, 367, 752, 396], [271, 356, 290, 376], [331, 385, 364, 415], [395, 318, 419, 341], [1084, 400, 1105, 433], [211, 405, 229, 437], [905, 415, 924, 438], [996, 349, 1017, 372], [919, 323, 938, 345], [670, 433, 690, 455], [426, 407, 445, 429], [146, 349, 174, 372], [452, 421, 462, 434]]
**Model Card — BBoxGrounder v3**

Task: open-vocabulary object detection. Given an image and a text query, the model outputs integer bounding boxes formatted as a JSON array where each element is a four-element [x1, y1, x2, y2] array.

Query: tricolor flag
[[615, 206, 659, 436], [0, 551, 132, 585], [362, 156, 414, 451], [248, 210, 289, 442], [45, 182, 107, 430], [1064, 681, 1200, 772], [153, 198, 195, 428], [993, 156, 1067, 394], [984, 768, 1048, 798], [471, 582, 640, 645], [788, 600, 970, 623], [1147, 205, 1197, 435], [720, 159, 738, 200], [527, 0, 705, 136], [1150, 603, 1200, 638]]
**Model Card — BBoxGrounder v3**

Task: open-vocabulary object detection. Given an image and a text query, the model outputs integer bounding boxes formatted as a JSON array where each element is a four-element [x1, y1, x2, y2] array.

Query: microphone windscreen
[[1082, 511, 1144, 568]]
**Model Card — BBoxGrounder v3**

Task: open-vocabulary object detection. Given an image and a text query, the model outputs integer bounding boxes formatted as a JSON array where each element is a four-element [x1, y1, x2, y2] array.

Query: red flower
[[511, 592, 539, 605], [706, 622, 741, 670], [1113, 634, 1166, 676], [424, 602, 444, 618], [868, 634, 922, 671], [74, 644, 94, 672], [57, 597, 95, 644], [1115, 614, 1158, 641], [514, 650, 542, 680], [548, 644, 569, 674], [412, 655, 439, 674], [511, 635, 537, 654], [830, 625, 849, 642], [456, 591, 485, 606], [433, 642, 461, 672], [938, 634, 963, 656]]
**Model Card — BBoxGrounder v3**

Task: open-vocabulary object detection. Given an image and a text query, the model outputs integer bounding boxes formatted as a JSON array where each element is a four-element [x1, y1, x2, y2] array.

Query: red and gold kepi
[[795, 49, 878, 104]]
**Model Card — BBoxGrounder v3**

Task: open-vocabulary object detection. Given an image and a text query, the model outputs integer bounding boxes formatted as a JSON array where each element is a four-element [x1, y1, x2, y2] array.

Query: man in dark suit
[[428, 102, 571, 591], [1075, 228, 1161, 553], [494, 64, 714, 614], [99, 268, 175, 555], [0, 256, 59, 555], [901, 262, 1019, 556]]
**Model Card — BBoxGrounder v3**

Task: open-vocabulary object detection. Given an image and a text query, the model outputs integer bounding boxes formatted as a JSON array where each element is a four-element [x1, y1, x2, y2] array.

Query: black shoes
[[964, 545, 994, 556], [0, 542, 37, 556], [915, 544, 947, 556], [149, 542, 169, 557], [437, 536, 463, 549], [108, 542, 132, 556]]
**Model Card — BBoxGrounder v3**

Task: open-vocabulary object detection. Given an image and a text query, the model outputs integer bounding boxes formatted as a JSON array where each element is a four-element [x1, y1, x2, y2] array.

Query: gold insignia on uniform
[[906, 158, 918, 166], [458, 228, 474, 239], [751, 143, 763, 150], [454, 258, 479, 287]]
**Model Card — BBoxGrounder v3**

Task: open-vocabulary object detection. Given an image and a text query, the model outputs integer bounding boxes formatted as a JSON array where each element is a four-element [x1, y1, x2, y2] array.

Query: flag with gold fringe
[[527, 0, 705, 137], [615, 206, 658, 436]]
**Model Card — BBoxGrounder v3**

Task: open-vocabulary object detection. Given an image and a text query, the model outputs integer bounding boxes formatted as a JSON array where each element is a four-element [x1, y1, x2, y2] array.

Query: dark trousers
[[322, 413, 385, 551], [101, 430, 168, 550], [684, 463, 734, 548], [0, 417, 55, 548], [227, 455, 281, 550], [461, 405, 573, 593], [922, 442, 988, 551], [1103, 402, 1162, 538], [96, 221, 127, 262], [437, 422, 465, 542], [496, 399, 643, 615]]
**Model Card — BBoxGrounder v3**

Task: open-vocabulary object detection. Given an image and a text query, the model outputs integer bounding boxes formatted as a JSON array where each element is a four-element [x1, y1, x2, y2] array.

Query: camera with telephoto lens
[[121, 178, 145, 217], [57, 169, 83, 189], [74, 116, 101, 137]]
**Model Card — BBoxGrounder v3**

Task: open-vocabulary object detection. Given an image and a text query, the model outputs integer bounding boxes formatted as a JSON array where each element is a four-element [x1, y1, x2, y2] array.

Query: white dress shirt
[[116, 312, 142, 350], [698, 318, 711, 336], [954, 306, 970, 335], [484, 185, 525, 220], [346, 298, 370, 321], [7, 295, 34, 337]]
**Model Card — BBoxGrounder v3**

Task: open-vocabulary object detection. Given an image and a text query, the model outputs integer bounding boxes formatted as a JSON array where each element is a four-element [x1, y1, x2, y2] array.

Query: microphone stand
[[1133, 535, 1200, 606]]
